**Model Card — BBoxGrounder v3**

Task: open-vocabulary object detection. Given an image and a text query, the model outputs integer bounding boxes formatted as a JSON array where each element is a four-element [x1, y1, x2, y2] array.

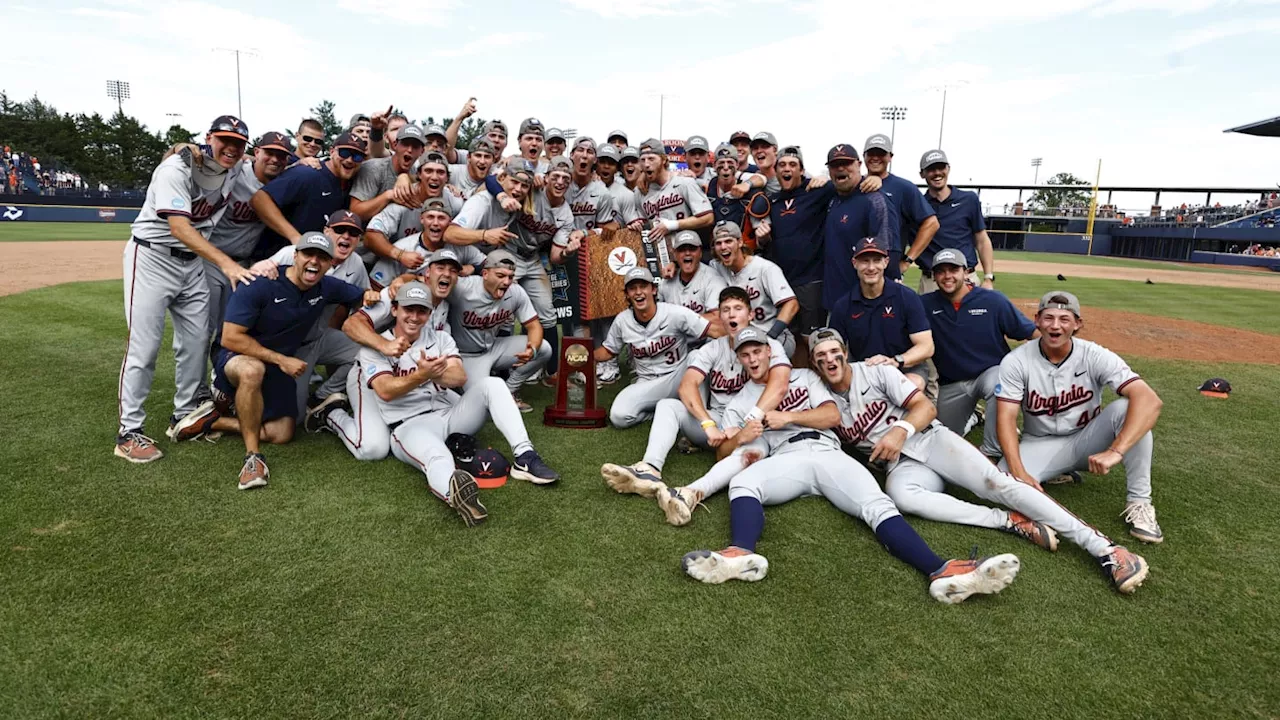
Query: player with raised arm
[[710, 221, 799, 355], [680, 329, 1022, 604], [996, 292, 1165, 544]]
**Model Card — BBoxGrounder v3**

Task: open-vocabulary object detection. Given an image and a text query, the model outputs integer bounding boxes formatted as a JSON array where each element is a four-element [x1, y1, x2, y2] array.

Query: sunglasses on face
[[300, 135, 324, 146], [337, 148, 365, 162], [334, 227, 362, 238]]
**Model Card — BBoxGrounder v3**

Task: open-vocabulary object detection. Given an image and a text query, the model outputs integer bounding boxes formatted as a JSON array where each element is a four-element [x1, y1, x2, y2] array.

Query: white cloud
[[559, 0, 732, 18], [434, 32, 542, 58], [1166, 15, 1280, 51], [335, 0, 457, 25]]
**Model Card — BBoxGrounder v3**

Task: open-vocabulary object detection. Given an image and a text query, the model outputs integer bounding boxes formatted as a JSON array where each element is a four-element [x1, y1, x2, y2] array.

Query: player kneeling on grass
[[322, 280, 559, 526], [680, 329, 1021, 604], [600, 286, 789, 524], [996, 291, 1165, 544], [594, 267, 724, 428], [170, 233, 367, 490], [810, 327, 1149, 594]]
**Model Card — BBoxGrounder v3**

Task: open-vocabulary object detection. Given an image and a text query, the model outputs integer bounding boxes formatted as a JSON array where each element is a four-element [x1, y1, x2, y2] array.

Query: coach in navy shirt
[[922, 249, 1035, 457], [250, 131, 367, 259], [821, 143, 890, 310], [905, 149, 996, 294], [178, 233, 365, 491], [763, 145, 835, 347], [860, 134, 938, 281], [827, 237, 934, 391]]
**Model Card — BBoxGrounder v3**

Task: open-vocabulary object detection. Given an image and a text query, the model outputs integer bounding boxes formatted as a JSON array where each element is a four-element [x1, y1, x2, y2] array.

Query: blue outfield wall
[[1023, 232, 1113, 256], [0, 204, 140, 223], [1189, 251, 1280, 270]]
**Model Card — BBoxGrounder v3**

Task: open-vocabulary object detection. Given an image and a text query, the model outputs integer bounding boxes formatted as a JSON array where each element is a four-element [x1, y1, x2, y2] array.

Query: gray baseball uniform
[[568, 178, 616, 231], [658, 263, 726, 316], [447, 275, 551, 393], [604, 302, 710, 428], [635, 174, 713, 223], [996, 339, 1153, 503], [362, 193, 466, 266], [831, 362, 1115, 558], [712, 255, 797, 355], [119, 151, 237, 436], [606, 180, 641, 225], [450, 164, 482, 197], [349, 157, 401, 203], [369, 236, 485, 289]]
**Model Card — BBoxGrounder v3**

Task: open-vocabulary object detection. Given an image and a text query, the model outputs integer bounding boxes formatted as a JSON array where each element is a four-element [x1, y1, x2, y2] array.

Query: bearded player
[[996, 292, 1165, 545], [810, 327, 1150, 593], [680, 329, 1022, 605]]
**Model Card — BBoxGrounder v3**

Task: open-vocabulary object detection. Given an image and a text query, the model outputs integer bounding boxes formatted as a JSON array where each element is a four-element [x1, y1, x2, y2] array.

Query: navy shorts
[[213, 349, 298, 422]]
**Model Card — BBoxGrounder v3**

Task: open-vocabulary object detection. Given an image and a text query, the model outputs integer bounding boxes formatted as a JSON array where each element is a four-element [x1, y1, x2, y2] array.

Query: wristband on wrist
[[890, 420, 916, 440], [700, 419, 717, 429], [744, 407, 764, 423], [370, 128, 384, 142], [661, 218, 679, 232], [768, 319, 788, 339]]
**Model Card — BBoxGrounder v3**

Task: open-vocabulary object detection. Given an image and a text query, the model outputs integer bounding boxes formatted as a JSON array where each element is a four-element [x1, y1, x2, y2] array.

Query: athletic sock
[[874, 515, 946, 576], [729, 497, 765, 552]]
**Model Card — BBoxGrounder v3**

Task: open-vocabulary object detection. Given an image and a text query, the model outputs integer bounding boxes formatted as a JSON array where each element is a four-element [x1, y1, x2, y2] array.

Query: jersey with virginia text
[[607, 180, 641, 225], [722, 368, 840, 454], [830, 362, 939, 462], [368, 193, 466, 243], [687, 333, 790, 412], [712, 255, 796, 326], [208, 158, 265, 259], [131, 153, 237, 248], [451, 192, 518, 252], [362, 327, 460, 424], [636, 174, 713, 222], [658, 263, 727, 315], [447, 275, 537, 353], [568, 179, 616, 231], [603, 302, 709, 380], [358, 287, 451, 336], [369, 236, 486, 288], [996, 338, 1140, 437], [513, 190, 574, 251]]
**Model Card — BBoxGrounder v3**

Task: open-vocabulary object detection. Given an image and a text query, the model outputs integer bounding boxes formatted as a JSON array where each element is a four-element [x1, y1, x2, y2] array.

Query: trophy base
[[543, 406, 607, 429]]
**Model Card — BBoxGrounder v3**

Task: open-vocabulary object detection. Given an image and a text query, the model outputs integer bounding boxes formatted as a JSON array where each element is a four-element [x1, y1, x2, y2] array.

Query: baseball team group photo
[[2, 2, 1278, 717]]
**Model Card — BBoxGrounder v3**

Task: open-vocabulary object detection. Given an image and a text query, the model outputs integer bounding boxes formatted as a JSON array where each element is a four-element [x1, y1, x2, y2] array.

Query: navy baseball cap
[[930, 248, 966, 269], [854, 237, 889, 257], [297, 231, 335, 258], [395, 281, 433, 309], [332, 131, 367, 153], [1198, 378, 1232, 398], [209, 115, 249, 141], [826, 144, 859, 165], [469, 448, 510, 489], [327, 209, 364, 231], [255, 131, 294, 154], [920, 149, 949, 171], [729, 130, 751, 143]]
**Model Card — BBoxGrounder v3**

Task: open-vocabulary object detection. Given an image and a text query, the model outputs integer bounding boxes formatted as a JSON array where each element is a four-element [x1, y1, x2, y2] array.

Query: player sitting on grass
[[600, 287, 789, 525], [593, 267, 724, 428], [680, 328, 1022, 605], [810, 327, 1150, 594], [996, 291, 1165, 545]]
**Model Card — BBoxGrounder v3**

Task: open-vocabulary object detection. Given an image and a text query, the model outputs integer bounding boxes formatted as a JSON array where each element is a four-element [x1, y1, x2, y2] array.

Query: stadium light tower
[[1031, 157, 1043, 185], [880, 106, 907, 170], [106, 80, 130, 116], [213, 47, 259, 119], [930, 81, 967, 150]]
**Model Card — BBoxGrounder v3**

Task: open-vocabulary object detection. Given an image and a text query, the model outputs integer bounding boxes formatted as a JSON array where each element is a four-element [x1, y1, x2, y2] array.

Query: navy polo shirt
[[224, 270, 364, 356], [878, 173, 936, 253], [828, 280, 929, 361], [821, 189, 889, 309], [921, 287, 1036, 384], [254, 163, 349, 257], [921, 186, 984, 268], [765, 178, 835, 287]]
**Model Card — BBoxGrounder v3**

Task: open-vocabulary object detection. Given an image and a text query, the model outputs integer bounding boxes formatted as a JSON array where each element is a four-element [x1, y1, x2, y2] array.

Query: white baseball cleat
[[1122, 501, 1164, 544], [682, 546, 769, 584], [597, 359, 621, 385], [601, 462, 665, 497], [657, 486, 704, 526], [928, 553, 1020, 604]]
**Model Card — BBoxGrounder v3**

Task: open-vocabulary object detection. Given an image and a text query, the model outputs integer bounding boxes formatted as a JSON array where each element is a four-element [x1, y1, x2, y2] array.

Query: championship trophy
[[542, 337, 606, 428]]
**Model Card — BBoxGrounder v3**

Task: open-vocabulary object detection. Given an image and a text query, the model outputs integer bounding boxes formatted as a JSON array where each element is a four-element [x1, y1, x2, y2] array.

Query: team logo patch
[[608, 247, 638, 276], [994, 383, 1002, 394], [171, 198, 186, 209]]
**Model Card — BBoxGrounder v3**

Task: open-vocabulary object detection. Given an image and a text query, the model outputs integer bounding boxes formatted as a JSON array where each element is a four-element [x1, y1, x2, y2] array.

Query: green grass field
[[0, 221, 132, 242], [994, 249, 1271, 274], [2, 277, 1278, 718]]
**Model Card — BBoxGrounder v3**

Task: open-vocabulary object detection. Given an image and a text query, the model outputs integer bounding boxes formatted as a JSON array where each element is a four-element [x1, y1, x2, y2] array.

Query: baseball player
[[996, 292, 1165, 544], [821, 143, 889, 309], [440, 97, 480, 165], [728, 131, 758, 173], [594, 267, 723, 428], [365, 151, 466, 267], [811, 327, 1150, 594], [658, 231, 726, 324], [369, 198, 485, 289], [601, 287, 789, 522], [250, 131, 366, 260], [922, 249, 1036, 458], [710, 221, 799, 356], [706, 144, 754, 240], [635, 139, 715, 243], [449, 250, 552, 411], [544, 128, 567, 162], [596, 144, 642, 227], [449, 137, 496, 198], [567, 138, 618, 233], [294, 119, 326, 160], [115, 115, 250, 463], [349, 123, 426, 220], [315, 248, 464, 459], [606, 130, 629, 150], [748, 132, 781, 194], [906, 150, 995, 293], [682, 135, 714, 184], [860, 134, 939, 281], [515, 118, 549, 173], [341, 281, 560, 526], [680, 329, 1022, 604], [170, 233, 366, 489]]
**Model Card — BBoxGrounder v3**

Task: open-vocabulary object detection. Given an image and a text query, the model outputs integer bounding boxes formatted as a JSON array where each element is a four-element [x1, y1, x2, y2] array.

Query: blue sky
[[7, 0, 1279, 210]]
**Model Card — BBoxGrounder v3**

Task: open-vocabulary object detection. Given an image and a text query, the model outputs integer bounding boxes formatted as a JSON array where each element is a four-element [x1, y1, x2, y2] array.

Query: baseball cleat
[[657, 486, 704, 526], [676, 436, 700, 455], [597, 359, 620, 385], [682, 546, 768, 584], [1044, 470, 1083, 486], [512, 450, 560, 484], [114, 431, 164, 463], [304, 393, 349, 433], [928, 553, 1020, 604], [600, 462, 664, 497], [1102, 545, 1149, 594], [167, 401, 221, 442], [1005, 511, 1059, 551], [1122, 501, 1163, 544], [511, 393, 533, 414], [448, 470, 488, 527], [523, 369, 544, 386], [237, 452, 269, 491]]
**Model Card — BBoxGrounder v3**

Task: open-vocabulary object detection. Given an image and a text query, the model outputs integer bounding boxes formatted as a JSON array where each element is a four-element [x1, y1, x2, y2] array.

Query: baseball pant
[[610, 362, 688, 428], [389, 377, 535, 500], [999, 398, 1153, 504], [294, 327, 360, 423], [118, 240, 210, 436], [641, 398, 719, 471], [885, 250, 903, 281], [514, 254, 557, 330], [685, 441, 766, 498], [788, 281, 828, 337], [461, 337, 552, 394], [328, 364, 391, 461], [727, 447, 901, 530], [887, 428, 1115, 557], [936, 366, 1002, 457], [918, 270, 980, 294]]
